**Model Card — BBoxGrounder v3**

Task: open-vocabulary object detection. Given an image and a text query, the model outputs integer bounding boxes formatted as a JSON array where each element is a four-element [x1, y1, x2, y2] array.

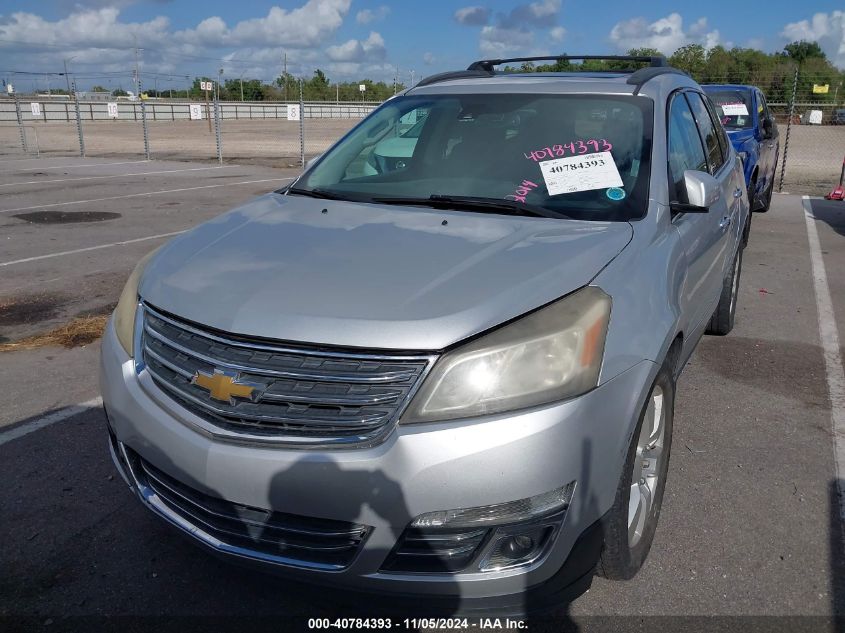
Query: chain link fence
[[2, 70, 843, 195]]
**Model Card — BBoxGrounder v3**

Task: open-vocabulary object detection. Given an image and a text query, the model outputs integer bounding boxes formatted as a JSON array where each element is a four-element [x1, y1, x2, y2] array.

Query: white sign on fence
[[30, 102, 41, 117], [107, 102, 119, 119], [189, 104, 203, 120], [286, 104, 301, 121]]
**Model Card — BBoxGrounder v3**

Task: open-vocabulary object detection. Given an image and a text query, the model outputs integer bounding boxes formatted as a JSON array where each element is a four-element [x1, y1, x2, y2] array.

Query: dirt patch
[[0, 315, 108, 351], [0, 294, 68, 326], [12, 211, 121, 224]]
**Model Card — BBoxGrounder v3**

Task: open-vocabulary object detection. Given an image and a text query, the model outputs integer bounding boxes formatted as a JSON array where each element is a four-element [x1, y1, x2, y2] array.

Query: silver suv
[[101, 55, 748, 613]]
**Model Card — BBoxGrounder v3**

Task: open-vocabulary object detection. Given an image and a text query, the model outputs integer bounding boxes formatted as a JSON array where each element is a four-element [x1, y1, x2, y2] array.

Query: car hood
[[140, 194, 632, 350]]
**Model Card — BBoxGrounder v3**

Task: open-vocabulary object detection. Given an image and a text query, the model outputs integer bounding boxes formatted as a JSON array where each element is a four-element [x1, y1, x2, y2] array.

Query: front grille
[[139, 304, 433, 446], [126, 447, 371, 570]]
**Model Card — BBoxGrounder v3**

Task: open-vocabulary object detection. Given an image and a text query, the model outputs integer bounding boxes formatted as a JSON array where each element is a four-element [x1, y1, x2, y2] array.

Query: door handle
[[719, 216, 732, 231], [733, 188, 742, 199]]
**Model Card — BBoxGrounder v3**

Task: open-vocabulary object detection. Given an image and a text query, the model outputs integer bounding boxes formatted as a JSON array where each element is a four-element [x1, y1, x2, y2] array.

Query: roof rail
[[467, 55, 668, 72], [415, 69, 494, 88]]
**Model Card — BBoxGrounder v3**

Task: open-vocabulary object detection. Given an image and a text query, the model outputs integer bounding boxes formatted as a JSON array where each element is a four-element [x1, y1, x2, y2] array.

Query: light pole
[[409, 70, 415, 88], [239, 71, 246, 101], [63, 56, 76, 94]]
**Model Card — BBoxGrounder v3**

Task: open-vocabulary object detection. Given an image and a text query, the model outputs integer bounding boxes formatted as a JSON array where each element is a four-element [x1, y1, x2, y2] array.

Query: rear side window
[[667, 93, 707, 203], [686, 92, 725, 174]]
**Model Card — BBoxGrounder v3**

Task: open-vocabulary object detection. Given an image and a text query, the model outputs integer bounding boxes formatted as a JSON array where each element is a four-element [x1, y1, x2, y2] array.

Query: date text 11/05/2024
[[307, 617, 529, 630]]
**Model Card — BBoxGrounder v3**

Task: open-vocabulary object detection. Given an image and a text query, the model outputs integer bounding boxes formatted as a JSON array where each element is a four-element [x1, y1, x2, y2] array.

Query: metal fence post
[[12, 91, 29, 154], [299, 79, 305, 168], [778, 66, 799, 193], [72, 81, 86, 157], [213, 86, 223, 164], [138, 79, 151, 160]]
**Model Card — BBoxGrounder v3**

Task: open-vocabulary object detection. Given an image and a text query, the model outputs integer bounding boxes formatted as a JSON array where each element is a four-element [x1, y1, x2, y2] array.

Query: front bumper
[[100, 318, 657, 609]]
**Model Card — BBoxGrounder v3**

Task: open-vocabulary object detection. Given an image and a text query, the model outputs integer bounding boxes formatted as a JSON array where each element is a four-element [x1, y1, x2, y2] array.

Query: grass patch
[[0, 315, 108, 352]]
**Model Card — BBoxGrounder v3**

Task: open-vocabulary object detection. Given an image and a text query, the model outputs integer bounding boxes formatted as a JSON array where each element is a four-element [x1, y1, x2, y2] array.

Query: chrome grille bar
[[138, 303, 436, 447]]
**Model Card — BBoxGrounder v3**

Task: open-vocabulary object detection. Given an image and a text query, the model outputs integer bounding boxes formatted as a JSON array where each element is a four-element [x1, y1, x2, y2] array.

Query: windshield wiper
[[371, 195, 567, 219], [286, 187, 349, 201]]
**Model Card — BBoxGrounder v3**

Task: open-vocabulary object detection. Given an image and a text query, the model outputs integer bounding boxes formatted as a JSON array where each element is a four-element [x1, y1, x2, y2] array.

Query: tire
[[597, 365, 675, 580], [756, 177, 774, 213], [747, 177, 757, 213], [706, 245, 743, 336]]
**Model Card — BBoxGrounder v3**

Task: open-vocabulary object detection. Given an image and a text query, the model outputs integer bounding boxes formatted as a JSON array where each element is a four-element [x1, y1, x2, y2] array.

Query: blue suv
[[703, 85, 779, 231]]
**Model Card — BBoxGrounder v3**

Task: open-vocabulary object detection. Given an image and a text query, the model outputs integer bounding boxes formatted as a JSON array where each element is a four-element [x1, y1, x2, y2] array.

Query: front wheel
[[706, 245, 743, 336], [756, 177, 774, 213], [597, 366, 675, 580]]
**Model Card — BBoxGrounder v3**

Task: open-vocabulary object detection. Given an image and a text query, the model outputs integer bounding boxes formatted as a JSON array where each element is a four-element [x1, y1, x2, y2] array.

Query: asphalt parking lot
[[1, 156, 845, 628]]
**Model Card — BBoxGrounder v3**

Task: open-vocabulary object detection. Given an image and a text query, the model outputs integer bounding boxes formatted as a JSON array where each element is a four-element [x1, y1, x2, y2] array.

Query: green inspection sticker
[[606, 187, 626, 201]]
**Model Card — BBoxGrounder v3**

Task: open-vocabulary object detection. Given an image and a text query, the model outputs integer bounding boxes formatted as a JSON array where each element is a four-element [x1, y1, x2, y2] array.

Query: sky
[[1, 0, 844, 92]]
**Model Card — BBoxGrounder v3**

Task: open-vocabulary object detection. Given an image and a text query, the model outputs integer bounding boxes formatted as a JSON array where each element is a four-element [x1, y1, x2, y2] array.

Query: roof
[[413, 56, 690, 96]]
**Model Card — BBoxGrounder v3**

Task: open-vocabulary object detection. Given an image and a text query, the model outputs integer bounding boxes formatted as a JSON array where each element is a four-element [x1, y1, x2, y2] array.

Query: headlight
[[113, 248, 160, 356], [401, 286, 611, 424]]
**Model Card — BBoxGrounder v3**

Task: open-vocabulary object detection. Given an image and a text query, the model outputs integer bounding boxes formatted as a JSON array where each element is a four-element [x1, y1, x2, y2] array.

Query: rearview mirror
[[762, 118, 774, 139], [670, 170, 721, 213]]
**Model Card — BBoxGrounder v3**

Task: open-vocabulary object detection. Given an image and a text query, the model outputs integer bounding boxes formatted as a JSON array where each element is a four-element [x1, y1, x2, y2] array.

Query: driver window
[[668, 93, 708, 204]]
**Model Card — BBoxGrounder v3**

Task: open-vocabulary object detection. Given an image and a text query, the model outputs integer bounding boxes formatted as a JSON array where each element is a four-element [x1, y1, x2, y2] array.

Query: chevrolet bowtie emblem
[[191, 369, 261, 404]]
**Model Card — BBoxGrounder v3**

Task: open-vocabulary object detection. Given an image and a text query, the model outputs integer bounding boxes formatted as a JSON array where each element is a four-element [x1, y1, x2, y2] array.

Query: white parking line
[[0, 177, 291, 214], [0, 165, 230, 188], [0, 397, 103, 448], [0, 231, 186, 267], [4, 159, 151, 172], [802, 196, 845, 521]]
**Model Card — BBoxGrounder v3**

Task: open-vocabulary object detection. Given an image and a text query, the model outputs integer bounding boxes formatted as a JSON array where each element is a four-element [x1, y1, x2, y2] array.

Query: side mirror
[[670, 170, 721, 213], [305, 154, 322, 170], [762, 118, 773, 139]]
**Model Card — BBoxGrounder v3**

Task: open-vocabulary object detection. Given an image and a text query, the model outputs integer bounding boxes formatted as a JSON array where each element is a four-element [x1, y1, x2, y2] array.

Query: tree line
[[508, 41, 845, 103]]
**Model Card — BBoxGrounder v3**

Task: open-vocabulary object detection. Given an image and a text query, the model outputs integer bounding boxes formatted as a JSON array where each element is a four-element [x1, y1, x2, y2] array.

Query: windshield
[[704, 89, 754, 130], [293, 93, 653, 222]]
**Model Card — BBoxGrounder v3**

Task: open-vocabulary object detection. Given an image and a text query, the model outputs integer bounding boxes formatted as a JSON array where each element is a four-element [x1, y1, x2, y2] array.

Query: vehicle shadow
[[808, 198, 845, 240]]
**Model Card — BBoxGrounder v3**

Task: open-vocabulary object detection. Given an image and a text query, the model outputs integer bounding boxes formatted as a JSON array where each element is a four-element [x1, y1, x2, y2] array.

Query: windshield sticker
[[506, 179, 540, 203], [720, 103, 749, 116], [606, 187, 626, 201], [539, 151, 623, 196], [524, 139, 613, 162]]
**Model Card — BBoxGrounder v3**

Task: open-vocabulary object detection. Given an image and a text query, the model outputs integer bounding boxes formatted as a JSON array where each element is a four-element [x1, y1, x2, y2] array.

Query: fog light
[[502, 534, 535, 559], [478, 524, 556, 572]]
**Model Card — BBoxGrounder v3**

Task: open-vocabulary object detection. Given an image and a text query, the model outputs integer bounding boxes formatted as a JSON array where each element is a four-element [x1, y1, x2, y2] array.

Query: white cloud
[[0, 0, 403, 88], [356, 6, 390, 24], [781, 11, 845, 68], [550, 26, 566, 43], [455, 6, 490, 26], [608, 13, 721, 55], [498, 0, 561, 28], [326, 32, 386, 62], [479, 25, 534, 57], [0, 7, 172, 49], [423, 52, 436, 65]]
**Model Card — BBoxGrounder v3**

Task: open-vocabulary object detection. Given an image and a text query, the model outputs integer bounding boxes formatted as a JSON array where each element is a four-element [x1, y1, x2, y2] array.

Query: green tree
[[783, 40, 826, 65], [111, 88, 128, 97], [669, 44, 707, 78]]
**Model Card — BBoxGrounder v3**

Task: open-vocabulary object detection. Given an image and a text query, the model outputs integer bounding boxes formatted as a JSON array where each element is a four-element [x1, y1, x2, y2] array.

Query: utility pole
[[63, 57, 74, 94], [133, 37, 140, 98], [283, 51, 287, 102], [409, 70, 415, 88]]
